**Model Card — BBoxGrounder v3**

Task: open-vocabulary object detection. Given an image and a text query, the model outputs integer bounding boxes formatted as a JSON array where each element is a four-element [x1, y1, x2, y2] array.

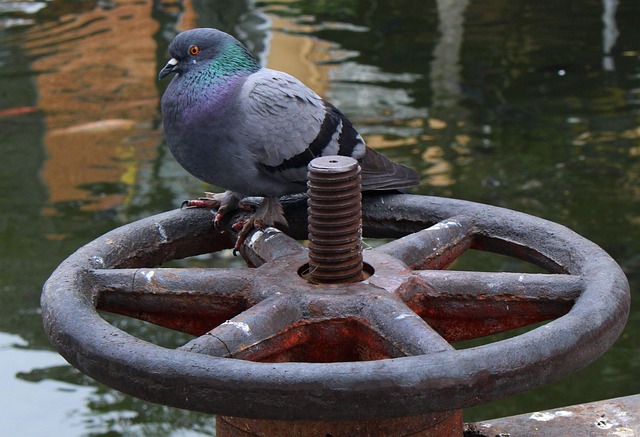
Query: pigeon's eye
[[189, 45, 200, 56]]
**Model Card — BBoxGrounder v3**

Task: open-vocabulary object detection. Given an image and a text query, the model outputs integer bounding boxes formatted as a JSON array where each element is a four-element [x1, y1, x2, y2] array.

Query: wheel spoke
[[178, 294, 305, 359], [361, 296, 454, 356], [396, 270, 583, 342], [238, 227, 307, 267], [376, 216, 473, 269], [92, 268, 255, 335]]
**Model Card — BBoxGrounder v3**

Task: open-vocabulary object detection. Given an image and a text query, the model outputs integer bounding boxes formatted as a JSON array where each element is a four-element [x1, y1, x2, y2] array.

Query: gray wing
[[239, 68, 420, 190], [239, 68, 366, 184]]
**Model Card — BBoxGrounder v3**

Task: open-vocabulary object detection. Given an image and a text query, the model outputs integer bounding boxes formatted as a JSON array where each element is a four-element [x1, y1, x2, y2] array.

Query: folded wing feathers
[[244, 69, 420, 191]]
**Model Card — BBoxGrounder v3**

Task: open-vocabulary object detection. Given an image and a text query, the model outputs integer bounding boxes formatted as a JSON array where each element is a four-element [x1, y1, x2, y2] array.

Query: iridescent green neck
[[205, 41, 261, 79]]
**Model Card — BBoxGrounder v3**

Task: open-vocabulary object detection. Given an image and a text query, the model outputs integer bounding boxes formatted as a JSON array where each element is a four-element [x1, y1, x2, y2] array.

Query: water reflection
[[27, 3, 159, 211], [430, 0, 469, 113], [0, 0, 638, 434], [601, 0, 619, 71]]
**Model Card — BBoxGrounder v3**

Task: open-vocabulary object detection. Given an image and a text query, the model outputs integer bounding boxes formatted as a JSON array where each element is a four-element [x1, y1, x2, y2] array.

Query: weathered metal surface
[[41, 194, 630, 421], [377, 216, 474, 270], [307, 156, 364, 283], [468, 394, 640, 436], [217, 409, 463, 437], [400, 270, 582, 342], [92, 268, 253, 335]]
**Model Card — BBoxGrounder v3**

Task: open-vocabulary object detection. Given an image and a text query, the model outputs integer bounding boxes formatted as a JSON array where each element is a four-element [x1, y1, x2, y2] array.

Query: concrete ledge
[[466, 394, 639, 436]]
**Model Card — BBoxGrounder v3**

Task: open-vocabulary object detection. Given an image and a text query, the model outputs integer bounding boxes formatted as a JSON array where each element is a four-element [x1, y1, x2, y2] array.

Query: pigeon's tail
[[359, 146, 420, 191]]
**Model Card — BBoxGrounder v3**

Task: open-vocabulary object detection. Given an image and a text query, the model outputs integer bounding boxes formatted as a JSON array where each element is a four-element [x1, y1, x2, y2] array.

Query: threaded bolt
[[306, 156, 363, 283]]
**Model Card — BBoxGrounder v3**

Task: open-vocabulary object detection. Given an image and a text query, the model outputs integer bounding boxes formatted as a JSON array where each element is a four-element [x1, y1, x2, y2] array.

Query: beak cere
[[158, 58, 179, 80]]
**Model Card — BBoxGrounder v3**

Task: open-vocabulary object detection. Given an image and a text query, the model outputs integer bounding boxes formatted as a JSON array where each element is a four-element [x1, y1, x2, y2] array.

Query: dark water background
[[0, 0, 638, 435]]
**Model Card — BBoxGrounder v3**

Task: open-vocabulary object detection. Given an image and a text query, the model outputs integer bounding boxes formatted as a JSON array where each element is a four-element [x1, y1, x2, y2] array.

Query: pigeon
[[159, 28, 419, 251]]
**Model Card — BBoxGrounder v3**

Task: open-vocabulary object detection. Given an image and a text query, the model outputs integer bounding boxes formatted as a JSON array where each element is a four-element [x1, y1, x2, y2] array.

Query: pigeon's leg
[[250, 196, 288, 229], [213, 191, 242, 226], [182, 191, 241, 227], [232, 197, 287, 255]]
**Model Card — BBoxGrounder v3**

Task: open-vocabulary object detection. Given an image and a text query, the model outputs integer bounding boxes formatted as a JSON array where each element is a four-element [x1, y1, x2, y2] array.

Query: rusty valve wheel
[[42, 192, 629, 422]]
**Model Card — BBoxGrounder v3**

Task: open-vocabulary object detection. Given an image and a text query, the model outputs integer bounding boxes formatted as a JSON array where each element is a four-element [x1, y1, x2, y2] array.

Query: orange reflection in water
[[32, 1, 161, 212]]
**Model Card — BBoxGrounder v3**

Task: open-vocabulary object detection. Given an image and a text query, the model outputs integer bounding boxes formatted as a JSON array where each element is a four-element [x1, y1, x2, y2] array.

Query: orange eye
[[189, 45, 200, 55]]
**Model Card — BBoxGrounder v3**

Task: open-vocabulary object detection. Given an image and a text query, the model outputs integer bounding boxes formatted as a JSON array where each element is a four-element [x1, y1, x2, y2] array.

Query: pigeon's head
[[158, 28, 259, 80]]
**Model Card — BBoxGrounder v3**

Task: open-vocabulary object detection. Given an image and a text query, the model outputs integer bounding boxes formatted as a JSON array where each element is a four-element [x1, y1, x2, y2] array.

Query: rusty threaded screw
[[307, 156, 364, 283]]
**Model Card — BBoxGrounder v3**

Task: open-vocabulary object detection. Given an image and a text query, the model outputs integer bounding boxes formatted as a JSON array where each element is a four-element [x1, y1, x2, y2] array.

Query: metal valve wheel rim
[[41, 194, 630, 421]]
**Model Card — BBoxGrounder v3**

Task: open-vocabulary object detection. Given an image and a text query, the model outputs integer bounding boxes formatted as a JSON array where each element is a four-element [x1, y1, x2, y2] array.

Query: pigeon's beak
[[158, 58, 179, 80]]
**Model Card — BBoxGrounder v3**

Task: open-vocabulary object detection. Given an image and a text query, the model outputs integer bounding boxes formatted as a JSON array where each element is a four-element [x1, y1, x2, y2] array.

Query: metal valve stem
[[307, 156, 364, 283]]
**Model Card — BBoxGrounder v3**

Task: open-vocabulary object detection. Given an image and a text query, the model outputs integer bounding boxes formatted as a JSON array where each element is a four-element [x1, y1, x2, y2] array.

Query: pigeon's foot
[[231, 196, 287, 256], [182, 191, 241, 227], [183, 194, 288, 256], [231, 216, 263, 256]]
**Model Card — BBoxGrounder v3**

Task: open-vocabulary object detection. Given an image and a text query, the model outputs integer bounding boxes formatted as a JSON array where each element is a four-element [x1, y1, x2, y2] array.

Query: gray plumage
[[159, 28, 419, 228]]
